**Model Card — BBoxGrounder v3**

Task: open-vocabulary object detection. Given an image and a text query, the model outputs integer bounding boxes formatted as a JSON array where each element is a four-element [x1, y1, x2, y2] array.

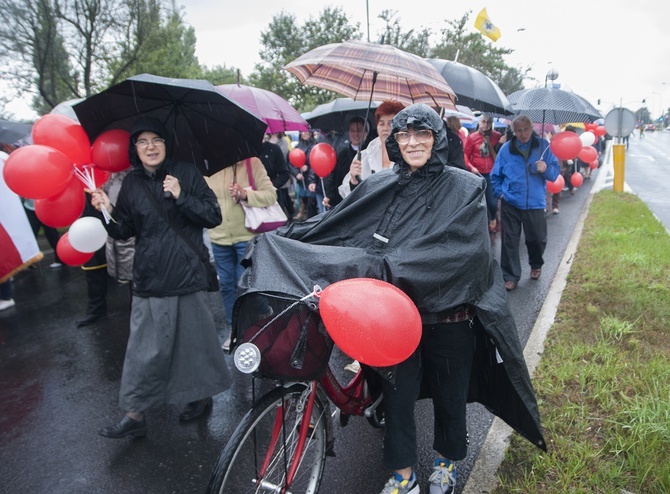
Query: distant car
[[645, 124, 656, 132]]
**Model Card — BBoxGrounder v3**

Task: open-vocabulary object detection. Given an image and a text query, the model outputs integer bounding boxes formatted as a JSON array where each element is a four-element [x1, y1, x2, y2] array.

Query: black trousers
[[381, 319, 475, 469], [499, 200, 547, 282], [24, 207, 62, 264]]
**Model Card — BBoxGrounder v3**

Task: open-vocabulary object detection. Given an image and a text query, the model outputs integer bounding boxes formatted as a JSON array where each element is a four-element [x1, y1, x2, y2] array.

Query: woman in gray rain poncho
[[238, 104, 545, 494]]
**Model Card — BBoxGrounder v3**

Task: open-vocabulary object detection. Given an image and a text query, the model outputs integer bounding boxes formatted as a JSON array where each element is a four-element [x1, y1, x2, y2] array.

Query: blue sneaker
[[428, 458, 456, 494], [380, 470, 420, 494]]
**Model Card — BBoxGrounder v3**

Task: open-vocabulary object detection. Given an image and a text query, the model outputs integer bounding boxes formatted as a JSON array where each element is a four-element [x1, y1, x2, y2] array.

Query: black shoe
[[76, 313, 106, 327], [179, 397, 213, 422], [98, 415, 146, 439]]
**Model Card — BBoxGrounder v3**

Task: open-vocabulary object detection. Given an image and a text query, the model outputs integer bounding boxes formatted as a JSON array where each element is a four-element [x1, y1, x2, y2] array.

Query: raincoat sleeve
[[173, 162, 222, 229]]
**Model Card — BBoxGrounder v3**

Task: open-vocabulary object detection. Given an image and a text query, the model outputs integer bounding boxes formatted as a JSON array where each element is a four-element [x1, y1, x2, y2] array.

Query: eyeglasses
[[394, 130, 433, 145], [135, 137, 165, 148]]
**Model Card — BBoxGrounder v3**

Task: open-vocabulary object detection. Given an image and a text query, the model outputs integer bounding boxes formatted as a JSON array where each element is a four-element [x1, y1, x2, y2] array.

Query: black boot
[[99, 415, 146, 439], [179, 397, 213, 421]]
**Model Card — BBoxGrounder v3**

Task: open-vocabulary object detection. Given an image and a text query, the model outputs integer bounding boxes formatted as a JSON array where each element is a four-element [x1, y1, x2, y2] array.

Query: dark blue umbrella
[[73, 74, 268, 176], [304, 98, 381, 133], [427, 59, 513, 115]]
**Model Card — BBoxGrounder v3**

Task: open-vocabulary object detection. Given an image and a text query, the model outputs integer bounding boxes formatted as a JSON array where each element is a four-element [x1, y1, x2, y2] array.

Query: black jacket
[[106, 160, 222, 297], [260, 141, 291, 190]]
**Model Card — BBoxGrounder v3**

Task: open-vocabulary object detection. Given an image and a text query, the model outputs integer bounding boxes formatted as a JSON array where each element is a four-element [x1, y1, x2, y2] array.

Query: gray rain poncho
[[238, 104, 546, 451]]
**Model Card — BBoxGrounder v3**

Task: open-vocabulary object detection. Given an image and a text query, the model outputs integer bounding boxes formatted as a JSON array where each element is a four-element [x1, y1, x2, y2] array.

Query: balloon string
[[73, 165, 113, 224], [320, 177, 328, 209]]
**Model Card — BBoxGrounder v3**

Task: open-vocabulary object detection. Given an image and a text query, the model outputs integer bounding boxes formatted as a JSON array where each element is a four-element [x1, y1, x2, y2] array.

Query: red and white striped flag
[[1, 151, 43, 283]]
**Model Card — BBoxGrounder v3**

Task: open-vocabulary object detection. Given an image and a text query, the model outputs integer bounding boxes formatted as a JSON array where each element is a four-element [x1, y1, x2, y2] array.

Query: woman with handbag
[[204, 157, 278, 349], [89, 117, 231, 439]]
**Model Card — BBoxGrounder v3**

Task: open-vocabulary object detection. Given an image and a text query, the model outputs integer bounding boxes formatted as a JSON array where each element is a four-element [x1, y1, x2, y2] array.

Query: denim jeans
[[211, 242, 248, 326]]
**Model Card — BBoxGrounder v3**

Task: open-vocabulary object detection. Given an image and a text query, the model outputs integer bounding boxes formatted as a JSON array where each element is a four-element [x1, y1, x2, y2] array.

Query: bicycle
[[206, 288, 384, 494]]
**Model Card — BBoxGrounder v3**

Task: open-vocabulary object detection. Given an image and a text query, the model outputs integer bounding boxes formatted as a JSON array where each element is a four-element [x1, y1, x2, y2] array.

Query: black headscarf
[[128, 117, 171, 169]]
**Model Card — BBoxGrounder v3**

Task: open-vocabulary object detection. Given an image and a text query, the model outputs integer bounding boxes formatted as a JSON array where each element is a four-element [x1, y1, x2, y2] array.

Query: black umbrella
[[508, 87, 602, 124], [426, 59, 513, 115], [304, 98, 381, 133], [0, 119, 33, 147], [73, 74, 268, 176]]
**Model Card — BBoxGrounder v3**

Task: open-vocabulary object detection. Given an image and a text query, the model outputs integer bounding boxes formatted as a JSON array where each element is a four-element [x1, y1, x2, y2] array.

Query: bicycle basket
[[233, 292, 333, 380]]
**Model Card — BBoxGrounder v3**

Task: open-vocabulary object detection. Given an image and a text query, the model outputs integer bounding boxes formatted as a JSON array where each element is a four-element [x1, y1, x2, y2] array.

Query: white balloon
[[580, 131, 596, 147], [68, 216, 108, 253]]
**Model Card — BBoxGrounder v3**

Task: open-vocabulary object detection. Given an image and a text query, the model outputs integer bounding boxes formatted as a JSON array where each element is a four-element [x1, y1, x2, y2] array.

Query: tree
[[249, 7, 362, 112], [377, 10, 431, 57], [0, 0, 202, 114], [431, 12, 527, 96]]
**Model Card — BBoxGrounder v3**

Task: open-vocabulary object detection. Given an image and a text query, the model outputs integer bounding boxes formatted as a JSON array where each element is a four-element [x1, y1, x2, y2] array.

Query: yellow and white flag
[[474, 8, 501, 42]]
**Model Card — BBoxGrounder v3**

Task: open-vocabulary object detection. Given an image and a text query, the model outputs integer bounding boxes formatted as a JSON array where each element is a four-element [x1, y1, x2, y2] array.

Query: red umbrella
[[215, 84, 309, 133], [284, 41, 457, 110]]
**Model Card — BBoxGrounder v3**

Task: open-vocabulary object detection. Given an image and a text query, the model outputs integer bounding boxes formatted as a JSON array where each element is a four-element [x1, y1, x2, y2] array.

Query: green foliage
[[249, 7, 362, 112], [494, 191, 670, 493], [430, 12, 526, 95], [0, 0, 202, 113], [377, 9, 431, 57]]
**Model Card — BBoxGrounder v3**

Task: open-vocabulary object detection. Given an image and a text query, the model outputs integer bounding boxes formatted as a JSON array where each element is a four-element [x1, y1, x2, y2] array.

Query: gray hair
[[511, 114, 532, 130]]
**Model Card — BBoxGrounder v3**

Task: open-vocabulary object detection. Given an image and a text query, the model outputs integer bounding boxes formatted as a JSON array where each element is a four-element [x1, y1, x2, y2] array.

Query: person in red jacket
[[464, 114, 502, 233]]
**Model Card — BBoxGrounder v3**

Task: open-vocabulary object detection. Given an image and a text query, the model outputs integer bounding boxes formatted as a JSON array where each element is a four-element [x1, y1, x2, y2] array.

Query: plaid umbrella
[[508, 87, 602, 124], [426, 58, 512, 115], [285, 41, 457, 110]]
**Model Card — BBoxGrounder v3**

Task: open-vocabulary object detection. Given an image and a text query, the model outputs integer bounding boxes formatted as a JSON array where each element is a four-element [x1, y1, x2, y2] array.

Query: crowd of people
[[4, 99, 605, 494]]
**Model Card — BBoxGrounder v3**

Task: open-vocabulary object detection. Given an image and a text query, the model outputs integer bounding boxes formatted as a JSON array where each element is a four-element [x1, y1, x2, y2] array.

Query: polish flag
[[1, 151, 43, 283]]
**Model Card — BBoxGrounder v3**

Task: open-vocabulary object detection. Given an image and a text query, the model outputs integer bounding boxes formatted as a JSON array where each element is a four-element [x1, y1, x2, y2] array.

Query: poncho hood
[[386, 103, 449, 172]]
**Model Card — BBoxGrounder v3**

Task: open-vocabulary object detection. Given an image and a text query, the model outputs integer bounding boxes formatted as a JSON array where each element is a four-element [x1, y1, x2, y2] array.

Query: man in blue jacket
[[491, 115, 560, 291]]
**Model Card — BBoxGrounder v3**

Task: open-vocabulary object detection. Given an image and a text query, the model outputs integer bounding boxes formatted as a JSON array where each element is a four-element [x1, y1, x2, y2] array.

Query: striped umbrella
[[508, 87, 602, 124], [285, 41, 457, 110]]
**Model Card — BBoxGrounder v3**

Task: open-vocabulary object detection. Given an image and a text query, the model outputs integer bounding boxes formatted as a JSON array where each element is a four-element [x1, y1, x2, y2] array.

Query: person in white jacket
[[338, 100, 405, 200]]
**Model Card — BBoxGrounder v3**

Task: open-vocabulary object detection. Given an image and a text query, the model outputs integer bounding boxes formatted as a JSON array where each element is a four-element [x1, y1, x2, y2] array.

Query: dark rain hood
[[128, 116, 172, 174], [237, 103, 546, 451]]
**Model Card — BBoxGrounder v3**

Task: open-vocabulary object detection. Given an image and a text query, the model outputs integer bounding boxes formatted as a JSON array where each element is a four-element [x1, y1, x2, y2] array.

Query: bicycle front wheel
[[207, 383, 327, 494]]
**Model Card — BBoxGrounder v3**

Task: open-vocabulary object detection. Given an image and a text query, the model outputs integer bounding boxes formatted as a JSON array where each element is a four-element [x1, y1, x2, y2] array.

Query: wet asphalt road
[[2, 134, 667, 494]]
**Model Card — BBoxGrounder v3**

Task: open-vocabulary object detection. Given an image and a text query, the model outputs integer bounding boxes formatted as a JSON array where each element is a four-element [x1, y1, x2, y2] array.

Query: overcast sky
[[5, 0, 669, 120], [182, 0, 670, 118]]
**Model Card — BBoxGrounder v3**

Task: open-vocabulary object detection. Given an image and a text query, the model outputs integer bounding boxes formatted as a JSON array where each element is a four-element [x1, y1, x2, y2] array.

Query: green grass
[[494, 191, 670, 493]]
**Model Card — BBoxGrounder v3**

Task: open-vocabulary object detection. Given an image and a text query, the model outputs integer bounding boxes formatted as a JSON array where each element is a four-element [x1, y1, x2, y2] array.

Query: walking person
[[464, 113, 502, 233], [89, 117, 230, 438], [490, 114, 560, 291], [204, 153, 277, 349], [243, 104, 546, 493]]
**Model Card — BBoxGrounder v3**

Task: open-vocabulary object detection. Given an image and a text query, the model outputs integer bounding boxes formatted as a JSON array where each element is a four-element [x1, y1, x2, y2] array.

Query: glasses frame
[[135, 137, 166, 148], [394, 129, 433, 145]]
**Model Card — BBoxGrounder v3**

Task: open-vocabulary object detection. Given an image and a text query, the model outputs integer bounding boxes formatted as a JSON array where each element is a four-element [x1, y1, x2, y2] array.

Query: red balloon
[[309, 143, 337, 178], [91, 129, 131, 172], [319, 278, 422, 367], [547, 174, 565, 194], [570, 172, 584, 187], [589, 160, 599, 170], [584, 123, 598, 131], [3, 145, 73, 199], [550, 132, 582, 160], [32, 114, 91, 166], [34, 175, 86, 228], [578, 146, 598, 163], [593, 125, 607, 137], [288, 148, 306, 168], [56, 232, 95, 267]]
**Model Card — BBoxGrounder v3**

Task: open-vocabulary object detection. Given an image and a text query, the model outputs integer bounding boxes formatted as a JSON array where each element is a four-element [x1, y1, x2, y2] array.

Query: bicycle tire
[[207, 383, 327, 494]]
